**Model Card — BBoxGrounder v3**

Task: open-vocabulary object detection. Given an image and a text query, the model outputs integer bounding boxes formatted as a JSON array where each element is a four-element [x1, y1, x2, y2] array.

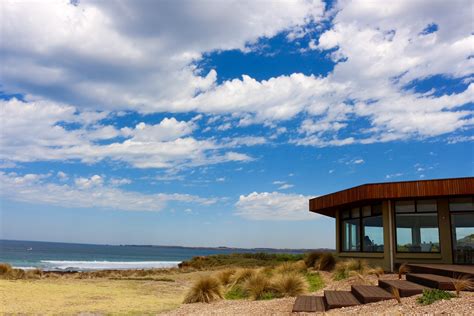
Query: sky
[[0, 0, 473, 249]]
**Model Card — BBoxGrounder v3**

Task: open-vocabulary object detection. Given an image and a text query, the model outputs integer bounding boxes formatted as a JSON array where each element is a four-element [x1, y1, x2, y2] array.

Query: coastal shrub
[[183, 276, 223, 304], [242, 273, 274, 300], [346, 259, 368, 274], [317, 253, 336, 271], [333, 261, 349, 280], [417, 289, 455, 305], [26, 268, 43, 279], [305, 272, 324, 292], [224, 285, 247, 300], [0, 263, 12, 276], [179, 253, 305, 269], [304, 252, 322, 268], [272, 273, 308, 297], [216, 269, 235, 287]]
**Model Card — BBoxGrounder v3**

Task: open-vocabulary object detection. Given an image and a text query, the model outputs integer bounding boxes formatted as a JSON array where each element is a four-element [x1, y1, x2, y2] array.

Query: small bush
[[0, 263, 12, 275], [225, 285, 247, 300], [346, 259, 368, 274], [417, 289, 455, 305], [216, 269, 235, 287], [243, 273, 274, 300], [231, 268, 256, 286], [183, 276, 223, 304], [272, 273, 308, 297], [306, 273, 324, 292], [333, 261, 349, 280], [304, 252, 322, 268], [318, 253, 336, 271]]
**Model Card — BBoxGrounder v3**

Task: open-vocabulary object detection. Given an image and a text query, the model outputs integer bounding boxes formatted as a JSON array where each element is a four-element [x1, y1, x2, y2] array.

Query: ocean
[[0, 240, 310, 271]]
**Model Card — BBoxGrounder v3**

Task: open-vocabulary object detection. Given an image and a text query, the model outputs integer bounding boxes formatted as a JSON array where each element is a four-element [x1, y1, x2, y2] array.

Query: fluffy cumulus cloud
[[0, 98, 256, 168], [0, 172, 216, 212], [235, 192, 317, 221], [0, 0, 324, 112]]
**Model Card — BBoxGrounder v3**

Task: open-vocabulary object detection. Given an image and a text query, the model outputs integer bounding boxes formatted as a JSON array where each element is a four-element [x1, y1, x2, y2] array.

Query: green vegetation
[[417, 289, 455, 305], [305, 272, 324, 292], [183, 276, 223, 304], [224, 285, 247, 300], [179, 253, 305, 269]]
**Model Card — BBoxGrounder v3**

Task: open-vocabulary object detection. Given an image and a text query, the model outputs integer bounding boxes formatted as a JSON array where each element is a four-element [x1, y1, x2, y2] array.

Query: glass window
[[351, 207, 360, 218], [342, 218, 360, 251], [342, 209, 350, 219], [451, 213, 474, 264], [395, 200, 415, 213], [417, 199, 437, 212], [450, 197, 474, 211], [372, 203, 382, 215], [362, 205, 371, 217], [362, 215, 384, 252], [396, 213, 440, 252]]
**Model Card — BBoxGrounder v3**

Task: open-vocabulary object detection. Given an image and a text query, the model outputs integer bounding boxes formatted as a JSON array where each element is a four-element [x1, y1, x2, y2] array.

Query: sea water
[[0, 240, 307, 271]]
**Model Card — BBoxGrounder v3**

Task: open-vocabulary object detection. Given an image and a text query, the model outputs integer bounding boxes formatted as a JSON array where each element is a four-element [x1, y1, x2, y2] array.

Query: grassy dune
[[0, 278, 187, 314]]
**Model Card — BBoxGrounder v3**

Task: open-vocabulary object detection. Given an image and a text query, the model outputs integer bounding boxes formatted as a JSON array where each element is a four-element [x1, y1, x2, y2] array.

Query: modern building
[[309, 177, 474, 272]]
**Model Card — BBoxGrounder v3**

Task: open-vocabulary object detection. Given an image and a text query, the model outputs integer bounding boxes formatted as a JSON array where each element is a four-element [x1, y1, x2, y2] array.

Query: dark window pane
[[362, 205, 371, 217], [351, 207, 360, 218], [417, 199, 437, 212], [342, 209, 350, 219], [342, 219, 360, 251], [396, 213, 439, 252], [450, 197, 474, 212], [451, 213, 474, 264], [372, 203, 382, 215], [395, 200, 415, 213], [363, 215, 384, 252]]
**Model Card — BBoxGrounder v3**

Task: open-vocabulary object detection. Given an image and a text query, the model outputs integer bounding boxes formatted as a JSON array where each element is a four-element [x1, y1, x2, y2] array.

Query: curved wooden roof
[[310, 177, 474, 217]]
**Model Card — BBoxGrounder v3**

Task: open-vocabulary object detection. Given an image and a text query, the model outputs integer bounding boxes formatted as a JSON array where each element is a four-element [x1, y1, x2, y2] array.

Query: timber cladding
[[310, 177, 474, 217]]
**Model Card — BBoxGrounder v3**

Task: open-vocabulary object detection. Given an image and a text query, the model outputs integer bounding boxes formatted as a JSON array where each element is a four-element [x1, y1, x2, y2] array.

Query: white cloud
[[0, 0, 324, 112], [235, 192, 317, 220], [0, 98, 258, 169], [385, 173, 404, 179], [352, 159, 365, 165], [0, 172, 216, 212], [278, 183, 294, 190]]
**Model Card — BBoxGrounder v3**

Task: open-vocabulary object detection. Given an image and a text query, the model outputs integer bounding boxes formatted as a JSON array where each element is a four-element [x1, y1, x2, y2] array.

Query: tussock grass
[[242, 272, 274, 300], [0, 263, 13, 275], [398, 263, 410, 280], [231, 268, 257, 286], [391, 286, 401, 304], [304, 252, 322, 268], [183, 276, 223, 304], [272, 273, 308, 297], [452, 274, 474, 297], [333, 261, 349, 280], [367, 267, 384, 278], [216, 268, 236, 287], [346, 259, 368, 274], [224, 285, 247, 300], [317, 253, 336, 271], [274, 260, 307, 274]]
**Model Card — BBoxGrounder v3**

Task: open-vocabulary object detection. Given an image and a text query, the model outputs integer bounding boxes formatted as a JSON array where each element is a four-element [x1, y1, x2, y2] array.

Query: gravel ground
[[162, 272, 474, 316]]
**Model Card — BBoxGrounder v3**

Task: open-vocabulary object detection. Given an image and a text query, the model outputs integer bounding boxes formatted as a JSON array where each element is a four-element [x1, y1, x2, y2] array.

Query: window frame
[[340, 202, 384, 253], [448, 196, 474, 264], [394, 199, 441, 254]]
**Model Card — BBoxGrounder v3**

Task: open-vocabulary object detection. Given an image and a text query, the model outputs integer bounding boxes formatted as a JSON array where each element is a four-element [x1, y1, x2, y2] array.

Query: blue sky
[[0, 0, 473, 249]]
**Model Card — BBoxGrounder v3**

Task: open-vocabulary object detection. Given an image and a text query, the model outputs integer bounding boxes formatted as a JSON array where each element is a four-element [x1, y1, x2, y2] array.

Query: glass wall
[[450, 197, 474, 264], [395, 199, 440, 252], [341, 203, 383, 252]]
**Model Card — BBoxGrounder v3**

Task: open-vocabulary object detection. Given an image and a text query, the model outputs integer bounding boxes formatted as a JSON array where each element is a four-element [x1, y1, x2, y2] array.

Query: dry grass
[[346, 259, 368, 274], [304, 252, 322, 268], [0, 277, 185, 314], [452, 274, 474, 297], [216, 269, 235, 287], [317, 253, 336, 271], [391, 286, 401, 304], [183, 276, 223, 304], [0, 263, 13, 275], [242, 273, 273, 300], [367, 267, 384, 278], [272, 273, 308, 297], [274, 260, 307, 274], [398, 262, 410, 280], [230, 268, 257, 287]]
